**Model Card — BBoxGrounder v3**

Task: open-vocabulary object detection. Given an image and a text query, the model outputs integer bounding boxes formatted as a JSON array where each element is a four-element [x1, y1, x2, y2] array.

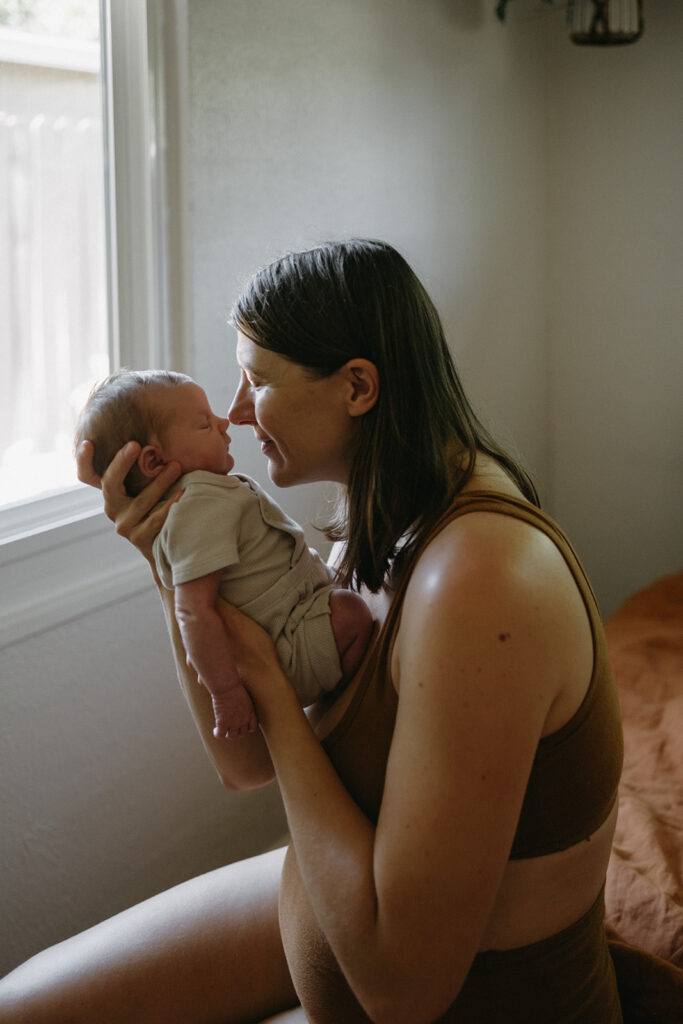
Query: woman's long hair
[[230, 239, 538, 592]]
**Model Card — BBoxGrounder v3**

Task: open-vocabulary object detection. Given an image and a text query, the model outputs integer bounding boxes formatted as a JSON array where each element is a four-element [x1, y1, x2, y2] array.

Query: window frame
[[0, 0, 188, 648]]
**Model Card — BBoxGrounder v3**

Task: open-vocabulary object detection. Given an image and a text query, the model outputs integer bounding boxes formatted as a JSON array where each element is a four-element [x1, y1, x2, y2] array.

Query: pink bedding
[[604, 571, 683, 969], [597, 571, 683, 1021]]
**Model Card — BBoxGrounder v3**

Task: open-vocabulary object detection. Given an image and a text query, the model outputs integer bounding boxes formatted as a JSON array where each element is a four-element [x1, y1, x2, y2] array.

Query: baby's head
[[75, 369, 233, 495]]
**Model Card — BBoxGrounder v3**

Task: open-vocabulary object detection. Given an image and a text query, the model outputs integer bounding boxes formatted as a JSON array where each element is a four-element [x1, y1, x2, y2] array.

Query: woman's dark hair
[[230, 239, 538, 592]]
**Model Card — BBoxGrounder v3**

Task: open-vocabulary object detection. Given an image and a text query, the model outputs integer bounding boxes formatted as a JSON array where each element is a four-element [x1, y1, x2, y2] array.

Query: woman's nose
[[228, 381, 254, 425]]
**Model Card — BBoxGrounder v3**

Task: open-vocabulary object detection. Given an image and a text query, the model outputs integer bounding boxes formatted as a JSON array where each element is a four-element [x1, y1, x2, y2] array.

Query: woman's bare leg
[[0, 847, 299, 1024]]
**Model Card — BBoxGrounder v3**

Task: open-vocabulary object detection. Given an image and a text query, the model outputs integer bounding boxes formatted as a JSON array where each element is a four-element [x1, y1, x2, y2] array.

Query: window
[[0, 0, 187, 646], [0, 0, 107, 509]]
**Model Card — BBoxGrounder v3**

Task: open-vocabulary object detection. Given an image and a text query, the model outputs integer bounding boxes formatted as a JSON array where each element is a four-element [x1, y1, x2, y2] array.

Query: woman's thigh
[[0, 847, 299, 1024]]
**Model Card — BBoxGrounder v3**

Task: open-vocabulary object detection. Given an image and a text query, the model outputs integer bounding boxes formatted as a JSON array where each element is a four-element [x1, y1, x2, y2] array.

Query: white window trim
[[0, 0, 189, 649]]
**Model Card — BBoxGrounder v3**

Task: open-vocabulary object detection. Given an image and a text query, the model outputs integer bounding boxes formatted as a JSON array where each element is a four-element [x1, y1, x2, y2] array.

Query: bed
[[603, 570, 683, 1021]]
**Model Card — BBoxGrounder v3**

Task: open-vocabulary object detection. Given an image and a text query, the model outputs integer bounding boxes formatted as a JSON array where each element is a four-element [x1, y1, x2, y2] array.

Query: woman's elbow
[[365, 993, 458, 1024], [363, 994, 437, 1024], [204, 727, 276, 792], [360, 965, 466, 1024], [214, 757, 276, 792], [217, 767, 275, 791]]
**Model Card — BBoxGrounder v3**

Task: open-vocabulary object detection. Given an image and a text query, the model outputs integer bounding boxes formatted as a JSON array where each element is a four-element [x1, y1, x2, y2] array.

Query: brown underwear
[[436, 889, 622, 1023]]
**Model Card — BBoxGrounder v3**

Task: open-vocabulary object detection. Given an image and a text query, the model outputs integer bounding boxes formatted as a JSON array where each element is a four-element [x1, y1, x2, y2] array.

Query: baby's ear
[[137, 444, 168, 480]]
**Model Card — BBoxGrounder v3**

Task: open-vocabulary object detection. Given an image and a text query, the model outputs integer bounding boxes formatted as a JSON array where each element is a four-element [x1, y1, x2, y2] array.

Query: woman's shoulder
[[395, 479, 593, 727], [414, 471, 551, 580], [396, 461, 585, 655], [406, 502, 562, 628], [410, 456, 560, 594]]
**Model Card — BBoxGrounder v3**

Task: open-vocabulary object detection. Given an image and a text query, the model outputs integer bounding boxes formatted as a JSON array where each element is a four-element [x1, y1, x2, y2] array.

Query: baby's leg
[[328, 590, 374, 680]]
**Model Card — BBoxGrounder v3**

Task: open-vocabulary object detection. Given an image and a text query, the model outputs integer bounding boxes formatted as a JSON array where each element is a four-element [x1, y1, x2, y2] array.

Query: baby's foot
[[211, 684, 258, 739]]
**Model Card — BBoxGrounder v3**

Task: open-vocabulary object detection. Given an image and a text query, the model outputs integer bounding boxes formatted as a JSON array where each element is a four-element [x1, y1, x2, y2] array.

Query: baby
[[75, 369, 373, 738]]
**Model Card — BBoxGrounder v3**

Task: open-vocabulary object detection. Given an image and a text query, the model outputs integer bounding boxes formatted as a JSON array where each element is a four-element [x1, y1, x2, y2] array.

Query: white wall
[[0, 588, 287, 975], [544, 0, 683, 614]]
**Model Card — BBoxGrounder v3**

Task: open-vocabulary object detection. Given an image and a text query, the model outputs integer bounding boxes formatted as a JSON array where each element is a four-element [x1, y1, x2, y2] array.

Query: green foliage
[[0, 0, 99, 41]]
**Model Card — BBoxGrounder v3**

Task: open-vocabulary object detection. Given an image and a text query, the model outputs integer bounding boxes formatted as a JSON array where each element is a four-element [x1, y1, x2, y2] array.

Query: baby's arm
[[174, 570, 257, 739]]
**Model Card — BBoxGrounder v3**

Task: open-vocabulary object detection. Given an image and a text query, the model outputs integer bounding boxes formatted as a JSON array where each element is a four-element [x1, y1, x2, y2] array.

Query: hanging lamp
[[570, 0, 644, 46], [495, 1, 645, 45]]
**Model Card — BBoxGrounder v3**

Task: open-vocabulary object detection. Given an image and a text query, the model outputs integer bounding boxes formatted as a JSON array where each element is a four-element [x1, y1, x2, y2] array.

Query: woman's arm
[[76, 440, 275, 789], [232, 515, 571, 1024]]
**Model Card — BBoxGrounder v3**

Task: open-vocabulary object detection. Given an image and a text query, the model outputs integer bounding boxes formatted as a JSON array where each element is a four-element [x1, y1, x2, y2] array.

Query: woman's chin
[[266, 458, 297, 489], [267, 464, 289, 487]]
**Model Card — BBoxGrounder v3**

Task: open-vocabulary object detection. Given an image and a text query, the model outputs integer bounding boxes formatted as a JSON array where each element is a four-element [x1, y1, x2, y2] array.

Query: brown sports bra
[[322, 491, 623, 859]]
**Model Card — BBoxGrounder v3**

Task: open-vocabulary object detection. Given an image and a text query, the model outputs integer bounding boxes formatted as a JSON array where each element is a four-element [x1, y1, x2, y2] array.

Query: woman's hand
[[215, 599, 294, 725], [76, 439, 183, 566]]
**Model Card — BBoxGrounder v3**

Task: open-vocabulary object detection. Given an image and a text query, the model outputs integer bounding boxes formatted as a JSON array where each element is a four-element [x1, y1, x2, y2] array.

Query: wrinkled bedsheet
[[604, 571, 683, 969]]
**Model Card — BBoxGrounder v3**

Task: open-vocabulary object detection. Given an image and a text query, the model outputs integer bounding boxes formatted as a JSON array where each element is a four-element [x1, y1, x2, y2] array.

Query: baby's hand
[[209, 682, 258, 740]]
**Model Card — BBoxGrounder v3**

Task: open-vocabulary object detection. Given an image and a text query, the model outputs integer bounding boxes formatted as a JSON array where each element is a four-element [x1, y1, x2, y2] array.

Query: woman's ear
[[137, 444, 168, 481], [341, 358, 379, 418]]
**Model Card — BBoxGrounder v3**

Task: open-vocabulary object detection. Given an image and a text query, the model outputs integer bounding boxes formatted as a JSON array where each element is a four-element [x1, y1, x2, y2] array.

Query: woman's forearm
[[156, 583, 275, 790], [209, 598, 416, 1020], [258, 689, 400, 1018]]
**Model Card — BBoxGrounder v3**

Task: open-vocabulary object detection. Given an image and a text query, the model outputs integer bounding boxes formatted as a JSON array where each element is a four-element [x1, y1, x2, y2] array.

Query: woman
[[0, 240, 623, 1023]]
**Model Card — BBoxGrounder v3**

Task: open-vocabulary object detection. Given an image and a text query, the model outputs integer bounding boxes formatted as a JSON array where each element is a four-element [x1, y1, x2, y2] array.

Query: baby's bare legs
[[329, 589, 374, 680], [0, 848, 299, 1024]]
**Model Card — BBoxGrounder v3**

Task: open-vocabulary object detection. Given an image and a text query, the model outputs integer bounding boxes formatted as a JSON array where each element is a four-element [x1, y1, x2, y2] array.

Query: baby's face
[[158, 383, 234, 476]]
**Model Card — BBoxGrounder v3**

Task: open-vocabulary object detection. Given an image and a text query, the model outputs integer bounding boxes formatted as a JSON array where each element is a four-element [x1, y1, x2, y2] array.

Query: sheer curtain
[[0, 56, 107, 506]]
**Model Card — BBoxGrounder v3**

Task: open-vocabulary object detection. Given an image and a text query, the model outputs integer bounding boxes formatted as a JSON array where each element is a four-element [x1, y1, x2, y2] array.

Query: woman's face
[[229, 332, 357, 487]]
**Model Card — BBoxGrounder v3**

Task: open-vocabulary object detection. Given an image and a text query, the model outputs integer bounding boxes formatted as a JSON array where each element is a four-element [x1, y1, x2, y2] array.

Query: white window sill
[[0, 492, 152, 649], [0, 0, 188, 651]]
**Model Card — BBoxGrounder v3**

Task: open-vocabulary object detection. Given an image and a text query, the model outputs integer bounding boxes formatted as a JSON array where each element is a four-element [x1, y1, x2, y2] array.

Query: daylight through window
[[0, 0, 109, 509]]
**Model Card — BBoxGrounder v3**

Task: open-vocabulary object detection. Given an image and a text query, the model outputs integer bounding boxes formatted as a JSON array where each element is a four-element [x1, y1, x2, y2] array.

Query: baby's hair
[[75, 368, 194, 495]]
